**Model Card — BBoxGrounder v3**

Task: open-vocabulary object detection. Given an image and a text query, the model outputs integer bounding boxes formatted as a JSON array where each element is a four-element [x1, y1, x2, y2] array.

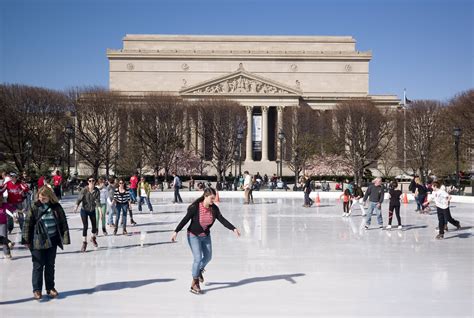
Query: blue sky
[[1, 0, 472, 101]]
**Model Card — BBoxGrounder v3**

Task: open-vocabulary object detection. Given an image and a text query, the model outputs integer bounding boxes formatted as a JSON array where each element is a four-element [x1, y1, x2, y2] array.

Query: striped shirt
[[189, 202, 214, 237], [40, 206, 57, 237], [114, 188, 130, 204]]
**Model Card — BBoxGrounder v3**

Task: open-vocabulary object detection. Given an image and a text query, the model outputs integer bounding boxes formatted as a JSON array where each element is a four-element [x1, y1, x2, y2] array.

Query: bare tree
[[282, 106, 328, 187], [69, 87, 120, 178], [0, 84, 68, 173], [332, 99, 394, 186], [128, 94, 185, 181], [194, 99, 245, 181], [404, 100, 443, 182], [446, 89, 474, 149]]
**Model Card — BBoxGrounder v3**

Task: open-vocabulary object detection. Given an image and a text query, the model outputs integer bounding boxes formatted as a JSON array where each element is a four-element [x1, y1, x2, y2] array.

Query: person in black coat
[[171, 187, 240, 294]]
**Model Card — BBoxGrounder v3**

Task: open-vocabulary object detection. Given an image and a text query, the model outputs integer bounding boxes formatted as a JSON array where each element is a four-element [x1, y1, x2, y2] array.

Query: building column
[[245, 106, 253, 161], [277, 106, 284, 161], [183, 109, 189, 151], [197, 110, 205, 156], [261, 106, 269, 161]]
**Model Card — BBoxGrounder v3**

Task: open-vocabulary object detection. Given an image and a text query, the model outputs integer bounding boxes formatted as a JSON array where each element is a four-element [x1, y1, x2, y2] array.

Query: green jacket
[[23, 201, 70, 250], [137, 181, 152, 197]]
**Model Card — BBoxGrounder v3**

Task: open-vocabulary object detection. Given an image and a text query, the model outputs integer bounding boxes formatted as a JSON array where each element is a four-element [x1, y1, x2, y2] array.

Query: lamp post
[[453, 127, 462, 191], [278, 129, 285, 178], [65, 124, 74, 179], [234, 149, 239, 177], [25, 141, 32, 172], [237, 127, 243, 176], [200, 155, 204, 176]]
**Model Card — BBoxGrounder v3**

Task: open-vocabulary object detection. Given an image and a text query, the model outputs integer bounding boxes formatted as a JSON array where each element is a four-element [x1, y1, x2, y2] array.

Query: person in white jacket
[[424, 181, 461, 239], [107, 177, 117, 229], [243, 171, 252, 204]]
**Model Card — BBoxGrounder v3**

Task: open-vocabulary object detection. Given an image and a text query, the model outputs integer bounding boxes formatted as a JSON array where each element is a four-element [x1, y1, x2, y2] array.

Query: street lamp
[[234, 149, 239, 177], [237, 127, 244, 176], [453, 127, 462, 191], [65, 124, 74, 179], [25, 140, 32, 172], [278, 129, 285, 178]]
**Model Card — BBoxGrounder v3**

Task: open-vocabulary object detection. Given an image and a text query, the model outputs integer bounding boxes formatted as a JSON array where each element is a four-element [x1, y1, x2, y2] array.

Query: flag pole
[[403, 88, 407, 173]]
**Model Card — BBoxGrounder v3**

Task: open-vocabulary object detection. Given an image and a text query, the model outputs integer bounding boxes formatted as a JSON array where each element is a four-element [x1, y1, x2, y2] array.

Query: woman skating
[[171, 187, 240, 294]]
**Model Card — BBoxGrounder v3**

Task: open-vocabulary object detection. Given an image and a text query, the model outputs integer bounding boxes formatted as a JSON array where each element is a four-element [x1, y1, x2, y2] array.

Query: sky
[[0, 0, 472, 102]]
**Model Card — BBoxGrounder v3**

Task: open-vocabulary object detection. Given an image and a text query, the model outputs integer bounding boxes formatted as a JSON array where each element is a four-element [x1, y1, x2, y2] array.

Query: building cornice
[[122, 34, 356, 43], [107, 49, 372, 61]]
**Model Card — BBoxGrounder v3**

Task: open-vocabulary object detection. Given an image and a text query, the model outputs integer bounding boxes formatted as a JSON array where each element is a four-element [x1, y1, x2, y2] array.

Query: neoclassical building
[[107, 34, 400, 175]]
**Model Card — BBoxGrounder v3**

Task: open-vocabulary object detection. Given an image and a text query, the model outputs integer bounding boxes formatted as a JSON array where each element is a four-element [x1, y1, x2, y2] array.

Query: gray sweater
[[363, 184, 384, 204], [76, 187, 101, 211]]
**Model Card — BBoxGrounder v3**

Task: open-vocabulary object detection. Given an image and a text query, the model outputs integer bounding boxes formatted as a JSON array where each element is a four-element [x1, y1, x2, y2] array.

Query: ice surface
[[1, 192, 473, 317]]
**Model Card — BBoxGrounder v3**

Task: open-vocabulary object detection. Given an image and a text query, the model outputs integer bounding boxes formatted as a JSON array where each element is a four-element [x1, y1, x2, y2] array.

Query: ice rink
[[1, 191, 473, 317]]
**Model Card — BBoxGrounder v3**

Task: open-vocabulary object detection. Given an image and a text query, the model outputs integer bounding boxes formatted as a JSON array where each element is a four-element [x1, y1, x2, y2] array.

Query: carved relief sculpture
[[191, 76, 292, 95]]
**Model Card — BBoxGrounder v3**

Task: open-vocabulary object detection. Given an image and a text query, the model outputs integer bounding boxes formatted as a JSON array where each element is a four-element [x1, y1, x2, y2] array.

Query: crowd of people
[[0, 168, 465, 298]]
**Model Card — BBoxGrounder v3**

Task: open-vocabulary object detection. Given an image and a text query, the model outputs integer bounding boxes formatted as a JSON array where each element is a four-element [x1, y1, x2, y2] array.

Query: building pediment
[[180, 64, 302, 97]]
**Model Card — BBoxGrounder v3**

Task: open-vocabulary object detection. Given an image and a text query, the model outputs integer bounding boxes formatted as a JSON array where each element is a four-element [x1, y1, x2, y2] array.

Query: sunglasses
[[88, 179, 95, 182]]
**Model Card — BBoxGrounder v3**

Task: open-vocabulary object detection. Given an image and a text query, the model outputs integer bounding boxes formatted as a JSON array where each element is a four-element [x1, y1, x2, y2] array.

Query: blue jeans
[[174, 187, 183, 203], [107, 203, 116, 225], [115, 203, 128, 229], [138, 196, 153, 212], [187, 234, 212, 279], [365, 201, 383, 226], [129, 188, 137, 203]]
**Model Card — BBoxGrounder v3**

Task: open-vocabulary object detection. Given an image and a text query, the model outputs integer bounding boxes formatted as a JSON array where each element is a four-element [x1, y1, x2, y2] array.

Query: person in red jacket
[[129, 172, 139, 204], [52, 170, 63, 201], [37, 175, 46, 188], [0, 172, 29, 233]]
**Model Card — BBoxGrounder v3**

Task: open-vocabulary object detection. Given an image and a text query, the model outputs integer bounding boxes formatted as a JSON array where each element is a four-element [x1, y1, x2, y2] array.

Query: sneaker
[[347, 212, 352, 216], [386, 225, 392, 230], [456, 222, 461, 230], [5, 253, 12, 259], [398, 225, 403, 230], [102, 228, 108, 236], [364, 225, 369, 230], [435, 234, 444, 240], [362, 213, 367, 216], [198, 268, 205, 283], [341, 213, 346, 217], [379, 225, 384, 229], [81, 242, 87, 253], [113, 229, 118, 235], [444, 225, 448, 232], [123, 229, 128, 235], [131, 220, 137, 226], [33, 290, 42, 300], [90, 236, 98, 248], [47, 288, 59, 298], [7, 241, 15, 249], [190, 278, 201, 294]]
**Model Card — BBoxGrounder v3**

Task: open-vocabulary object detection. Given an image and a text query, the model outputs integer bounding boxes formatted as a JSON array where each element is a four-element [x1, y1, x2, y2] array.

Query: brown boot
[[199, 268, 205, 283], [90, 236, 98, 248], [47, 288, 59, 298], [33, 290, 42, 300], [190, 278, 201, 294]]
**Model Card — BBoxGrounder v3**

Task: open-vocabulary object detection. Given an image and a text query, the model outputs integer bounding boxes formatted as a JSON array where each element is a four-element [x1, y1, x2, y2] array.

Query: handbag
[[32, 207, 52, 250]]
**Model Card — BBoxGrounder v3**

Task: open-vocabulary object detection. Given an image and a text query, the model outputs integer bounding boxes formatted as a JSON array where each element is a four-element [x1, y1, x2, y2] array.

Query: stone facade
[[108, 35, 400, 175]]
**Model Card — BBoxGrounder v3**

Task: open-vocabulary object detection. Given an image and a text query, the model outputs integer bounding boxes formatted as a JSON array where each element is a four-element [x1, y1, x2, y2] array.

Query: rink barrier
[[149, 191, 474, 204]]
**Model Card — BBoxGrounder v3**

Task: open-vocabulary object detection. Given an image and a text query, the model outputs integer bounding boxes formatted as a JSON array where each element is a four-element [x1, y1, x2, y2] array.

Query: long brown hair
[[36, 186, 59, 204]]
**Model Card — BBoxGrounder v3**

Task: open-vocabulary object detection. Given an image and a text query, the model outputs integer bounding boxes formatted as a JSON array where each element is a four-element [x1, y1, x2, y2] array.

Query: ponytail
[[192, 187, 217, 206]]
